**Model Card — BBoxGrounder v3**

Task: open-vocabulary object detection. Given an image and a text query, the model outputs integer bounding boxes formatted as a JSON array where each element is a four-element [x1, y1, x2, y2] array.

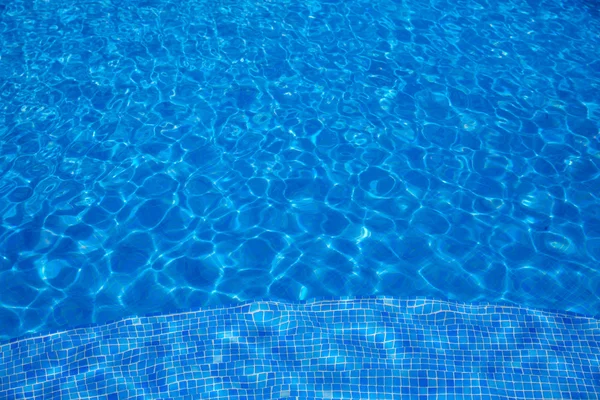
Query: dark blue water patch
[[0, 0, 600, 341], [110, 232, 154, 274]]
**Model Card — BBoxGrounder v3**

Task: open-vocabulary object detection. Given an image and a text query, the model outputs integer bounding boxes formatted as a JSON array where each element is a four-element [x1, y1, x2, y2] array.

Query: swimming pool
[[1, 0, 599, 396]]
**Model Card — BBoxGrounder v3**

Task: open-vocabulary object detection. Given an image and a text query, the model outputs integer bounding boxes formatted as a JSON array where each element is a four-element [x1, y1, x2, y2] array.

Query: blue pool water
[[1, 0, 600, 347]]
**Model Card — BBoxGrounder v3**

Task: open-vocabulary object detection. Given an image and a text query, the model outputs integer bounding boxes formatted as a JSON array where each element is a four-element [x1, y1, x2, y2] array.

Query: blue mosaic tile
[[1, 298, 599, 399]]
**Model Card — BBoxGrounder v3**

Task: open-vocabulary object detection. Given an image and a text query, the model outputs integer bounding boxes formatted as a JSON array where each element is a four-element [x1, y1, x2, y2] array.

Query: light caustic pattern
[[0, 0, 599, 340]]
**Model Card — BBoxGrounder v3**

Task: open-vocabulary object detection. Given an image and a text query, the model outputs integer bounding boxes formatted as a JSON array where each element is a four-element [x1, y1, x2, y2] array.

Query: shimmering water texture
[[1, 0, 600, 340], [2, 298, 600, 399]]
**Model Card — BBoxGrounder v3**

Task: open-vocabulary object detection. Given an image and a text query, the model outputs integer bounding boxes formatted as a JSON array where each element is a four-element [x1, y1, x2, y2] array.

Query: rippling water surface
[[1, 0, 599, 341]]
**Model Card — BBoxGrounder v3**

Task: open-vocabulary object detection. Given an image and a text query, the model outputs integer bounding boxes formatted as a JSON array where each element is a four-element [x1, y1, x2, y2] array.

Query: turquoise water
[[0, 0, 600, 341]]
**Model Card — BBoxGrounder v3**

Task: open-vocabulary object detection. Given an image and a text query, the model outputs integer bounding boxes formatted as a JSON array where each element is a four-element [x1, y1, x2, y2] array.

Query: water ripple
[[0, 0, 599, 340]]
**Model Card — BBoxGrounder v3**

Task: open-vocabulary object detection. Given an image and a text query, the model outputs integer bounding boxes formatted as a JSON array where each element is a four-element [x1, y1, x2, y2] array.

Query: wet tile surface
[[2, 297, 599, 399]]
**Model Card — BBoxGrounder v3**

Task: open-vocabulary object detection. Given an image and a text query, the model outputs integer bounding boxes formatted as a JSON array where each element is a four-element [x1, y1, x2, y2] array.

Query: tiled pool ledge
[[1, 297, 599, 399]]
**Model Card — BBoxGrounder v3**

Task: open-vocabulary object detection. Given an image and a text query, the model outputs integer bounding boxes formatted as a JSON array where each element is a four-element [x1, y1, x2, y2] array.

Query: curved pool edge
[[2, 296, 600, 399], [5, 295, 600, 346]]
